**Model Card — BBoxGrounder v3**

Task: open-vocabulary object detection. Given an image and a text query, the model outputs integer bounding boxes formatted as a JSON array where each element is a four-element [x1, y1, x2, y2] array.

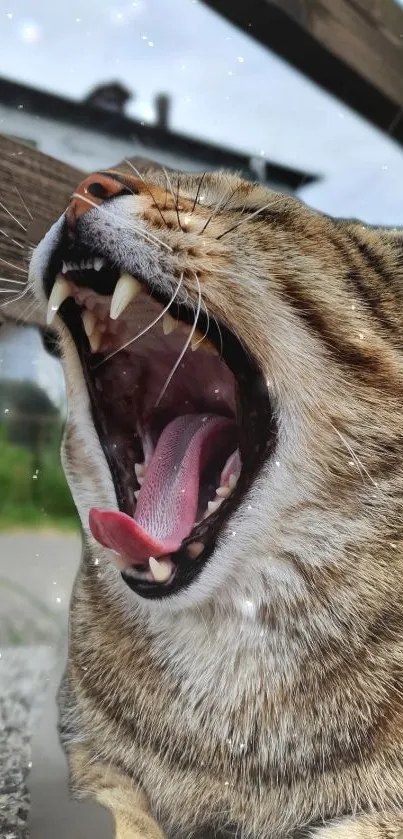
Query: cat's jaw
[[29, 172, 289, 615]]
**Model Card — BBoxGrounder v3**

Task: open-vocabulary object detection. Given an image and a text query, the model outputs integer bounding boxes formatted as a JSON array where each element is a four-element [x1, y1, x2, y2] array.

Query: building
[[0, 76, 315, 192]]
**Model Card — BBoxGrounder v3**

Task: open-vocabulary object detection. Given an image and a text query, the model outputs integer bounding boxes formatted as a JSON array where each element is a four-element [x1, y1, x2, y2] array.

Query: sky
[[1, 0, 403, 222]]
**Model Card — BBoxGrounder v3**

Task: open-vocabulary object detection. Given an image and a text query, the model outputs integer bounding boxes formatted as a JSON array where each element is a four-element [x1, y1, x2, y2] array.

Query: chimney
[[155, 94, 170, 131], [84, 82, 132, 114]]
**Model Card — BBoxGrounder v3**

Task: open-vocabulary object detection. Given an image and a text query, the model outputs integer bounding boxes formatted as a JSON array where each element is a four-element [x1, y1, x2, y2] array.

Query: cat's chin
[[42, 247, 276, 600]]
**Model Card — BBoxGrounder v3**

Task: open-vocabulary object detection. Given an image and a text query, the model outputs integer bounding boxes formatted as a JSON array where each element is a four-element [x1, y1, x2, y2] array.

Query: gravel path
[[0, 645, 55, 839], [0, 530, 112, 838]]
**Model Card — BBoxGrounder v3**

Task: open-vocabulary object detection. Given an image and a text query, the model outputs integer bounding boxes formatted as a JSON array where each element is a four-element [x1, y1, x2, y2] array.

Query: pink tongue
[[89, 414, 233, 566]]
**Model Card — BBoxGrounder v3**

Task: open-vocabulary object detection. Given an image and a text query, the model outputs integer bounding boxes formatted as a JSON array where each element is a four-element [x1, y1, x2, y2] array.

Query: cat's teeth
[[134, 463, 145, 479], [162, 314, 217, 355], [47, 275, 73, 325], [207, 499, 222, 515], [188, 327, 217, 355], [94, 257, 104, 271], [82, 310, 96, 338], [191, 329, 205, 351], [188, 542, 205, 560], [228, 473, 238, 490], [148, 556, 173, 583], [82, 308, 103, 350], [203, 338, 218, 355], [216, 485, 231, 498], [178, 323, 217, 355], [62, 261, 68, 274], [162, 312, 178, 335], [110, 273, 142, 320], [88, 328, 102, 353], [134, 489, 141, 500]]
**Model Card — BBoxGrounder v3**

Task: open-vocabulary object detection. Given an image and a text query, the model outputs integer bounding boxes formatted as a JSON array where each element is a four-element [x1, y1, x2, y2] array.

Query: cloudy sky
[[1, 0, 403, 222]]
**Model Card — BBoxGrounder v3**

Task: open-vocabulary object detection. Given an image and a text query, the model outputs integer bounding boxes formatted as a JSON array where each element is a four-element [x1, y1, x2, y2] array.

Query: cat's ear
[[0, 134, 83, 327]]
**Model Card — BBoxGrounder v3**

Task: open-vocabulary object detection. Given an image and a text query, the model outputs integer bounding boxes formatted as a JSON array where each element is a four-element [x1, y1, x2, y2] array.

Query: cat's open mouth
[[45, 251, 275, 599]]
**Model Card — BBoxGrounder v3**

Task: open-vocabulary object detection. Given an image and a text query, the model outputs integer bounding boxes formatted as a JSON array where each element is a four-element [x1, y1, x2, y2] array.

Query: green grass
[[0, 428, 79, 531]]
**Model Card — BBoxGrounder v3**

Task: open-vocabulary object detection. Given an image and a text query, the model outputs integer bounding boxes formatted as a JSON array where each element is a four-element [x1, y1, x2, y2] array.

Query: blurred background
[[1, 0, 403, 835]]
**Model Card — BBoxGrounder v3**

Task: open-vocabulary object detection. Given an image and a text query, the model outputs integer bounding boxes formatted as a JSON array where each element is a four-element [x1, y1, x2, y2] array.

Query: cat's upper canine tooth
[[162, 312, 178, 335], [190, 330, 217, 355], [163, 315, 217, 354], [149, 556, 173, 583], [110, 273, 142, 320], [191, 329, 205, 351], [46, 274, 73, 325]]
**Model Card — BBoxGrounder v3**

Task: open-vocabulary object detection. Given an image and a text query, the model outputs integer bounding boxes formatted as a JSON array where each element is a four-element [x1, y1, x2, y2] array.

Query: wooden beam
[[202, 0, 403, 143], [0, 135, 83, 327]]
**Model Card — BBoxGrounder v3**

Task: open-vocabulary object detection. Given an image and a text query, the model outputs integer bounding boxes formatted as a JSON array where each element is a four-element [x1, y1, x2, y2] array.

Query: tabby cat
[[26, 161, 403, 838]]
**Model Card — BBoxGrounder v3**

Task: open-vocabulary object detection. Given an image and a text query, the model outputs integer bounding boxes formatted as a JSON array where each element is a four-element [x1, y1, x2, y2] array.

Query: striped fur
[[28, 164, 403, 838]]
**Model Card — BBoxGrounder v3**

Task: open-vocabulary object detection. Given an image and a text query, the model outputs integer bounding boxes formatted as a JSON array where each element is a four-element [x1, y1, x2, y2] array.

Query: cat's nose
[[67, 173, 127, 227]]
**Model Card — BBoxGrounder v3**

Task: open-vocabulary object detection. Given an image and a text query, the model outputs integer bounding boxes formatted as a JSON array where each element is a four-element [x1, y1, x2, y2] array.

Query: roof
[[202, 0, 403, 147], [0, 76, 317, 191]]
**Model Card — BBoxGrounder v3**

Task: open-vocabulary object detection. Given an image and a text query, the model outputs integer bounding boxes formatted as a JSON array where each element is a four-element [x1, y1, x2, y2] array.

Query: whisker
[[0, 256, 28, 274], [191, 172, 206, 214], [188, 273, 224, 357], [0, 228, 26, 250], [190, 316, 209, 348], [71, 193, 173, 253], [216, 201, 274, 240], [200, 184, 242, 235], [189, 271, 209, 349], [19, 298, 40, 321], [211, 315, 224, 357], [14, 294, 39, 320], [96, 273, 184, 368], [13, 185, 33, 220], [0, 286, 30, 306], [156, 274, 202, 406], [330, 424, 382, 492], [0, 201, 27, 231], [0, 277, 26, 285], [163, 177, 168, 211], [124, 160, 168, 229], [162, 168, 184, 232]]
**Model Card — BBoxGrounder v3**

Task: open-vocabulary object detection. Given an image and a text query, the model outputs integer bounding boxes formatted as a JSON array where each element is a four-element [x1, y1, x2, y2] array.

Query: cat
[[23, 159, 403, 838]]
